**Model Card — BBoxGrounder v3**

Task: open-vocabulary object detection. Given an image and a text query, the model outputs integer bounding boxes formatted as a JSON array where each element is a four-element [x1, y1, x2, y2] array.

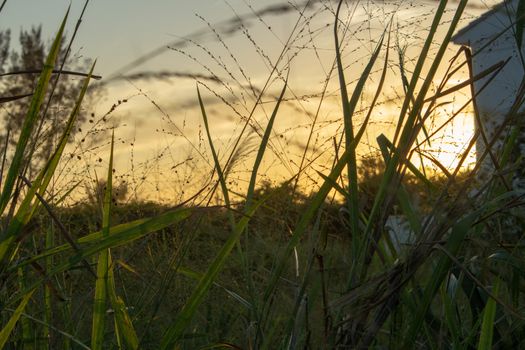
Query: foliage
[[0, 25, 92, 173], [0, 10, 189, 349]]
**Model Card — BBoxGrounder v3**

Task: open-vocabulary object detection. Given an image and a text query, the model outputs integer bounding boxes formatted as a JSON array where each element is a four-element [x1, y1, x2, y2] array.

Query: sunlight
[[417, 111, 477, 171]]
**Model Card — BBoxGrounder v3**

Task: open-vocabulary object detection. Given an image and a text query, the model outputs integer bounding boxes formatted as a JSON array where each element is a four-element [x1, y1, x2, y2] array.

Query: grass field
[[1, 0, 525, 349]]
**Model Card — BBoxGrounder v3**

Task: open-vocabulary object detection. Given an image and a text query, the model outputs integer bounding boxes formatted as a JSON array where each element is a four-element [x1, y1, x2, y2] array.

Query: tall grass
[[0, 9, 191, 349], [1, 0, 524, 349]]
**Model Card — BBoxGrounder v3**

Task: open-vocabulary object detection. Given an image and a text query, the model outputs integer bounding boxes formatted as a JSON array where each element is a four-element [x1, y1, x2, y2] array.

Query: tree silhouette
[[0, 26, 92, 175]]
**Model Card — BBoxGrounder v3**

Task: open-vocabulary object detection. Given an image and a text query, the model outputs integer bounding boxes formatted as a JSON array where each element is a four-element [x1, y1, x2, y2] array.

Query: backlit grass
[[1, 1, 524, 349]]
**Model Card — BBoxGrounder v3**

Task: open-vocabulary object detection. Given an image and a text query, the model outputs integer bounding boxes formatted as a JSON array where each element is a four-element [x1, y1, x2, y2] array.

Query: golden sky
[[1, 0, 504, 202]]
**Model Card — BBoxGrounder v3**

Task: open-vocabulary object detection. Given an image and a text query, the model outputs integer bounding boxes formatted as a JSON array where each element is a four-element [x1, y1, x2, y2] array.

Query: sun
[[414, 111, 477, 172]]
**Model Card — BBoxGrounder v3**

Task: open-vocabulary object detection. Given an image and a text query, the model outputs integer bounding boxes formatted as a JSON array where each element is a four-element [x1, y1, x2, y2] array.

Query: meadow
[[0, 0, 524, 349]]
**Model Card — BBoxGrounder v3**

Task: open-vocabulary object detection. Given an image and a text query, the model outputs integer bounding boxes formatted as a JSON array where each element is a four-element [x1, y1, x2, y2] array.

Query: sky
[[0, 0, 506, 202], [0, 0, 496, 76], [0, 0, 293, 76]]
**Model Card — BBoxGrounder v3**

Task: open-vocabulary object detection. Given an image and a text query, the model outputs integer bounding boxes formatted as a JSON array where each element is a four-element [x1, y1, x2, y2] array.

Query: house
[[451, 0, 525, 187]]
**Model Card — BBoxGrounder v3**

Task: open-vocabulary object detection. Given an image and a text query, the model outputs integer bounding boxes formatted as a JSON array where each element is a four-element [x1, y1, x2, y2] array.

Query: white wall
[[453, 0, 525, 182]]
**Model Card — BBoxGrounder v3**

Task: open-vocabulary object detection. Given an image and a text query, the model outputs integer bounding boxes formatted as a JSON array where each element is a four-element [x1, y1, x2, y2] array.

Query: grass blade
[[334, 0, 385, 249], [104, 133, 139, 349], [198, 86, 232, 219], [377, 135, 421, 233], [10, 209, 192, 272], [0, 290, 35, 348], [245, 76, 287, 207], [176, 266, 251, 309], [91, 234, 108, 349], [477, 279, 501, 350], [262, 145, 354, 313], [8, 208, 192, 307], [0, 62, 96, 287], [359, 0, 468, 282], [160, 201, 263, 348], [0, 8, 69, 214], [516, 0, 525, 50], [441, 280, 462, 348], [108, 256, 139, 350], [0, 11, 78, 271], [44, 225, 54, 349], [91, 132, 114, 350], [35, 61, 97, 201], [403, 213, 476, 346]]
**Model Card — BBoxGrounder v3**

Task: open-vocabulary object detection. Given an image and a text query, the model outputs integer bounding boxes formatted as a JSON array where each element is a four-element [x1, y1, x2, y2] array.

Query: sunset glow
[[416, 111, 477, 171], [0, 0, 499, 201]]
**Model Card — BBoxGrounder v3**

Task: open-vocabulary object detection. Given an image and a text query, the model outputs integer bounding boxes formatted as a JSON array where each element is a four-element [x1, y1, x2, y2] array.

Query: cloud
[[104, 0, 488, 83]]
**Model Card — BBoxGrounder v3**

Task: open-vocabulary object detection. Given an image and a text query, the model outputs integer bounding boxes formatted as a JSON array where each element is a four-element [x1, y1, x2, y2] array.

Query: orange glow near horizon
[[414, 111, 477, 172], [47, 1, 488, 204]]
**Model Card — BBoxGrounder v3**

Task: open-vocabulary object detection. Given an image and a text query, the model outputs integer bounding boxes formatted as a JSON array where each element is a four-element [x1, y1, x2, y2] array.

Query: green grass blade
[[396, 0, 468, 152], [262, 146, 353, 308], [102, 132, 114, 233], [0, 12, 89, 270], [241, 73, 287, 345], [404, 213, 476, 346], [108, 255, 139, 350], [334, 0, 385, 247], [198, 87, 232, 217], [176, 266, 251, 309], [246, 76, 287, 207], [376, 134, 436, 190], [91, 242, 108, 350], [104, 133, 139, 349], [477, 279, 501, 350], [500, 125, 520, 169], [17, 268, 34, 349], [159, 88, 266, 348], [2, 64, 98, 275], [360, 0, 468, 281], [91, 132, 114, 350], [160, 201, 263, 349], [5, 309, 90, 350], [441, 277, 462, 348], [44, 225, 54, 350], [0, 8, 69, 215], [334, 0, 358, 242], [8, 208, 192, 307], [377, 135, 421, 233], [392, 0, 447, 145], [354, 29, 390, 146], [0, 290, 35, 348], [35, 61, 96, 202], [0, 129, 9, 192], [10, 209, 192, 272]]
